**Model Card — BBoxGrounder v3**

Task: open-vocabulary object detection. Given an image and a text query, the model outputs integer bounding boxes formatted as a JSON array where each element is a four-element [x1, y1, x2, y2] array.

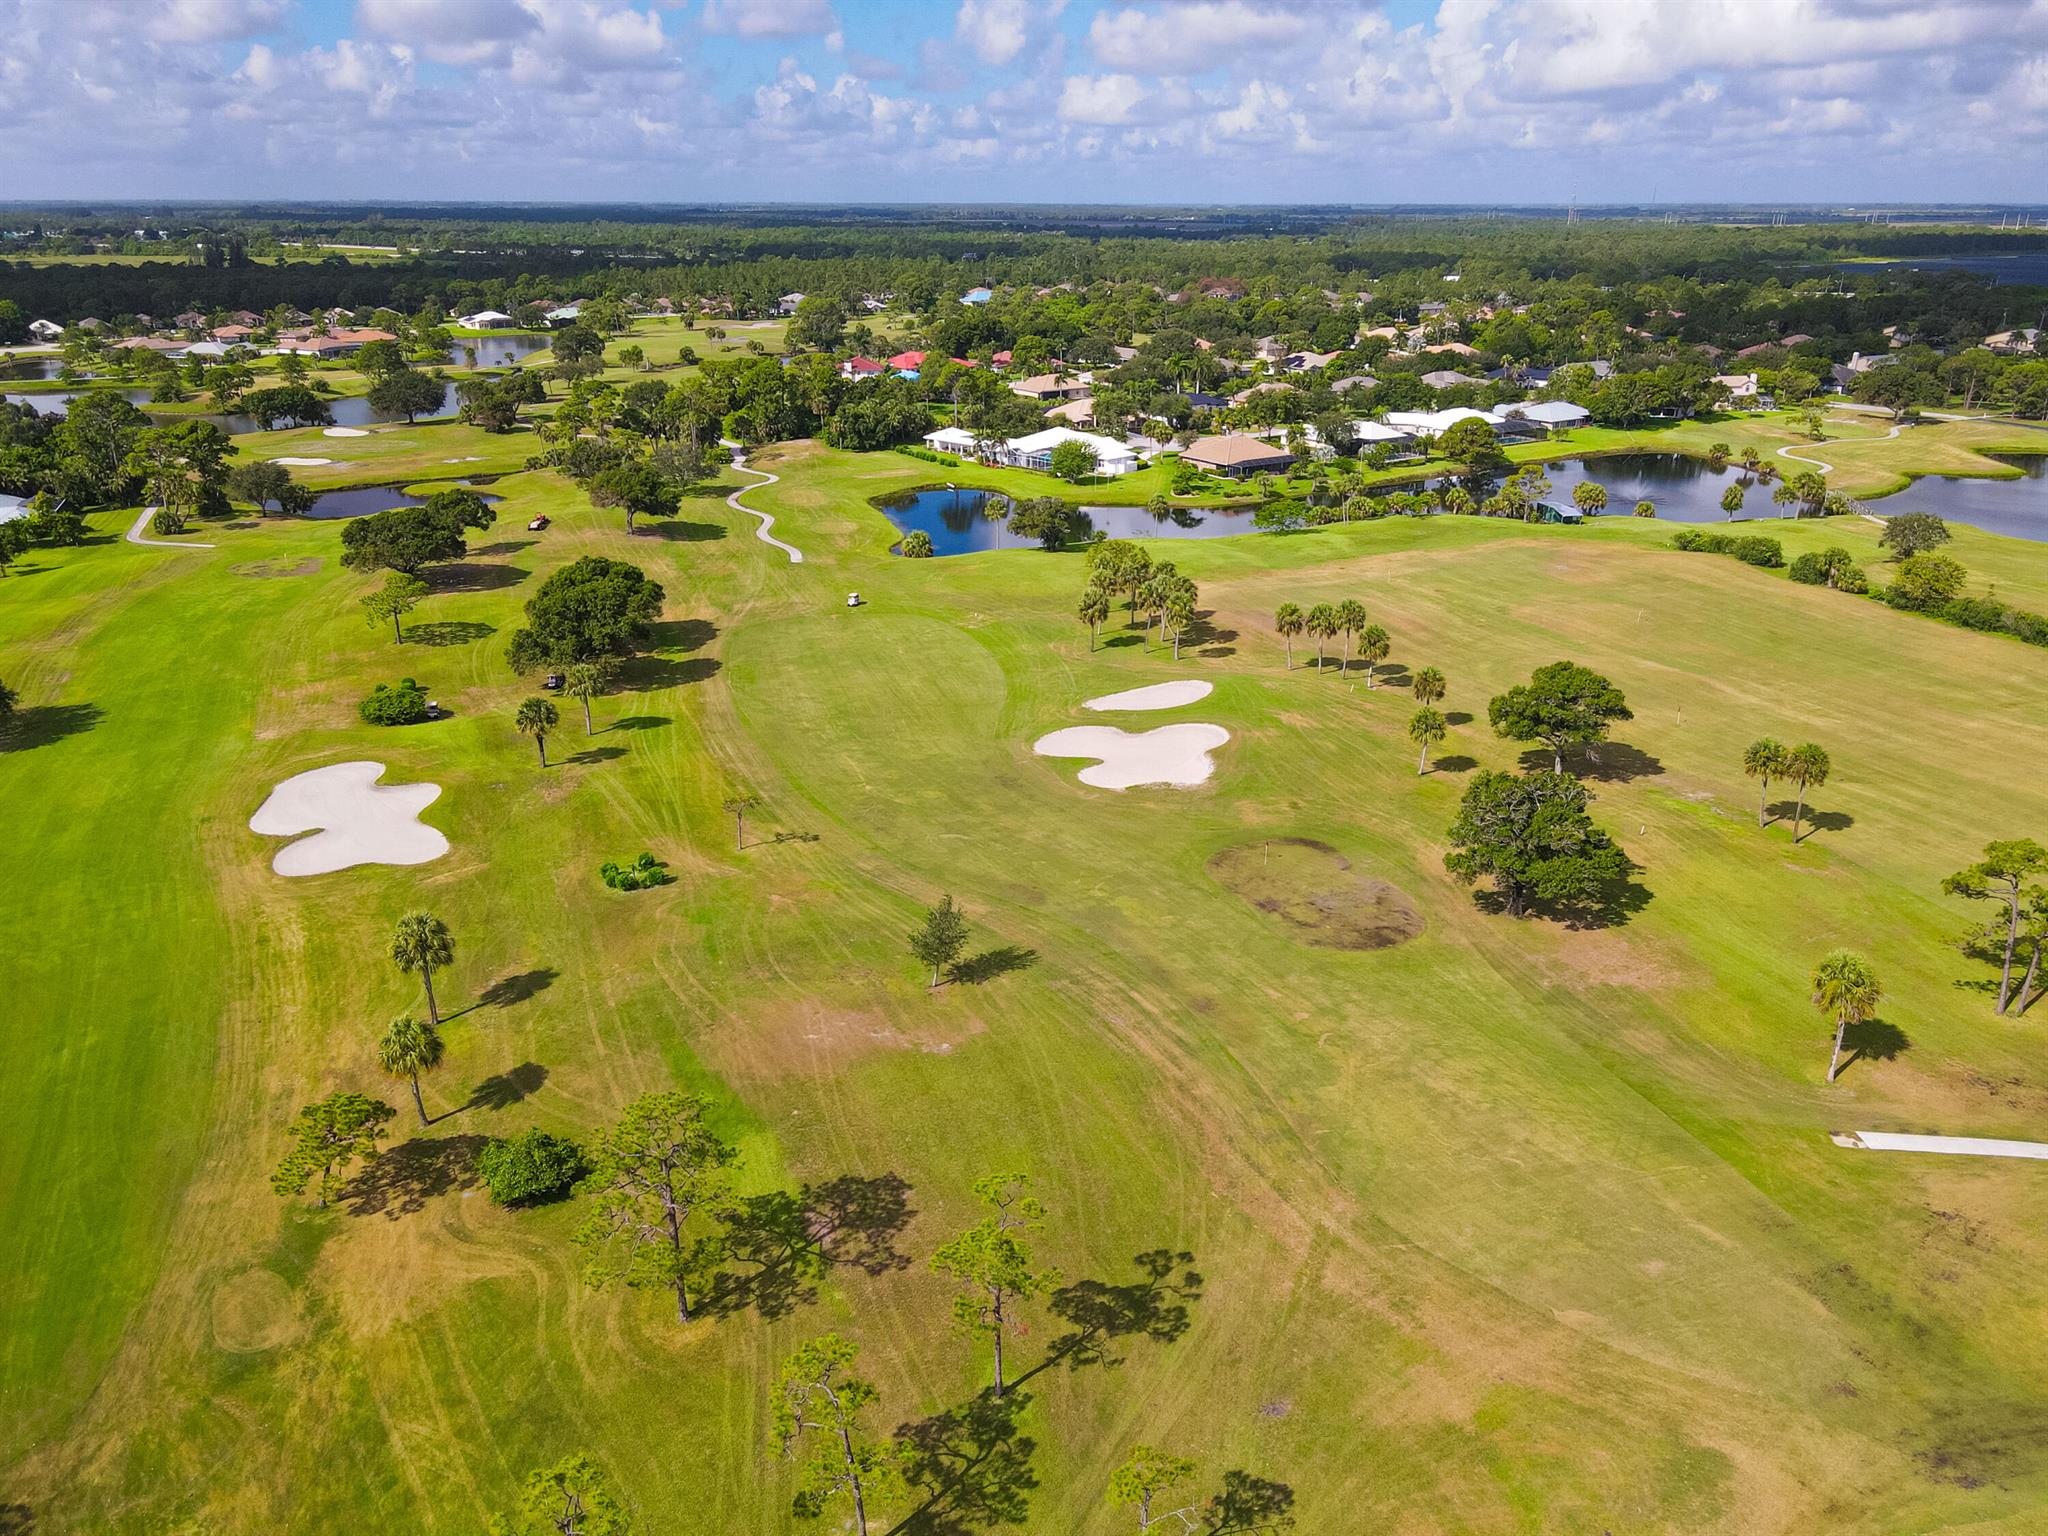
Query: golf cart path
[[126, 506, 215, 550], [720, 439, 804, 563], [1776, 425, 1900, 523], [1832, 1130, 2048, 1161]]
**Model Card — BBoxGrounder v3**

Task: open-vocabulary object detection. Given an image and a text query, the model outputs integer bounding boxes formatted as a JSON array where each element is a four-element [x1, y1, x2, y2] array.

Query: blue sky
[[1, 0, 2044, 205]]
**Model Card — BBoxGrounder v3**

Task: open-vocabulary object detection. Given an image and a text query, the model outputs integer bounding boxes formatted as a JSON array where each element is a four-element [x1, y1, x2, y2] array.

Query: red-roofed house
[[886, 350, 927, 371], [840, 355, 886, 380]]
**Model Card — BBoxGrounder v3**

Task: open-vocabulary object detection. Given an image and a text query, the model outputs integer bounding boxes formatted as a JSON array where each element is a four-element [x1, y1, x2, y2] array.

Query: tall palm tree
[[1441, 486, 1475, 517], [1336, 599, 1368, 674], [1786, 742, 1831, 842], [377, 1013, 445, 1124], [1409, 707, 1447, 774], [1412, 666, 1447, 706], [1356, 624, 1391, 689], [722, 791, 761, 850], [1078, 585, 1110, 650], [1742, 737, 1790, 827], [563, 659, 615, 735], [390, 911, 455, 1028], [516, 695, 560, 766], [1274, 602, 1304, 669], [1813, 950, 1882, 1083], [1305, 603, 1338, 673], [1572, 481, 1608, 515], [982, 496, 1010, 547]]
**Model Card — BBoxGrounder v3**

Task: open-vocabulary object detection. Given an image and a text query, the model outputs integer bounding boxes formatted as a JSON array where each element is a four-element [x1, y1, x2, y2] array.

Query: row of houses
[[921, 425, 1142, 477]]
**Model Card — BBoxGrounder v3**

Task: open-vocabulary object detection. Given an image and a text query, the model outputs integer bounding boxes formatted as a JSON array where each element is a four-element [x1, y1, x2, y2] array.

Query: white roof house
[[544, 304, 582, 323], [0, 493, 30, 523], [776, 292, 805, 315], [922, 427, 982, 454], [1495, 400, 1590, 428], [1005, 427, 1138, 476], [1384, 407, 1504, 435], [458, 309, 515, 328], [1349, 420, 1417, 444], [27, 319, 63, 342]]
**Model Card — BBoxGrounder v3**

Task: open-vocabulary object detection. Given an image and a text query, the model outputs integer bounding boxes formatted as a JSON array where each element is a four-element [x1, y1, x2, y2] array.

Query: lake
[[302, 486, 500, 521], [439, 332, 551, 368], [1835, 254, 2048, 286], [1865, 455, 2048, 541], [4, 381, 462, 433], [875, 486, 1264, 554]]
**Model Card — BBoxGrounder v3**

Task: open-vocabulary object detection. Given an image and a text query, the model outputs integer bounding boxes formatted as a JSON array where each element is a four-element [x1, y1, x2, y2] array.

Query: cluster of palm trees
[[1079, 557, 1200, 658], [1741, 737, 1832, 842], [1272, 599, 1391, 683], [378, 912, 456, 1123], [513, 660, 618, 766]]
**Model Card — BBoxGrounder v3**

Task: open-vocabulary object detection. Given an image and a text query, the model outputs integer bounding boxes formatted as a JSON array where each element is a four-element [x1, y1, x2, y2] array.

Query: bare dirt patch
[[232, 557, 322, 579], [708, 999, 988, 1081], [1207, 837, 1423, 951]]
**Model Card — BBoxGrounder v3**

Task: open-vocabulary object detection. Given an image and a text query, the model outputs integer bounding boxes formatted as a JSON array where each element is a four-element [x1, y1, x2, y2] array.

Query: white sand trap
[[322, 426, 369, 438], [250, 761, 448, 876], [1035, 723, 1229, 790], [1832, 1130, 2048, 1161], [270, 456, 332, 466], [1085, 680, 1213, 712], [441, 456, 484, 463]]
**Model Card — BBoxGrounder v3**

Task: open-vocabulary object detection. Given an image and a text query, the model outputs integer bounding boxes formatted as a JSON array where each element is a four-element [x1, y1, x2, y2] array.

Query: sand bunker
[[442, 456, 484, 463], [250, 761, 448, 876], [270, 456, 331, 466], [322, 426, 369, 438], [1085, 680, 1214, 712], [1035, 723, 1228, 790], [1208, 838, 1423, 950]]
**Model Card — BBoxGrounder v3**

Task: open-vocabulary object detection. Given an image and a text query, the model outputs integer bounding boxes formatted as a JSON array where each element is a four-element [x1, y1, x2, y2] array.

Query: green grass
[[8, 432, 2048, 1532]]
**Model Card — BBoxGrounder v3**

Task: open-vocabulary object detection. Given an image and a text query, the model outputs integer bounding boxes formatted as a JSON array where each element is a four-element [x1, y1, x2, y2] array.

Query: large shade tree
[[573, 1091, 739, 1323], [1943, 840, 2048, 1016], [506, 556, 665, 674], [929, 1172, 1056, 1398], [1488, 661, 1633, 773], [1444, 769, 1629, 918]]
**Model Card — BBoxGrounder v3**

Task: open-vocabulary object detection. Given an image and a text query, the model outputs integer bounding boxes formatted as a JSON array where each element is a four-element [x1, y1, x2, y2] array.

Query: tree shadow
[[645, 617, 717, 652], [562, 744, 627, 765], [706, 1172, 916, 1319], [1023, 1249, 1203, 1382], [947, 946, 1039, 986], [1444, 710, 1474, 726], [404, 620, 495, 647], [1431, 755, 1480, 773], [1768, 802, 1854, 840], [1521, 740, 1665, 782], [0, 1502, 33, 1536], [479, 968, 558, 1008], [1, 702, 104, 752], [470, 539, 536, 557], [888, 1389, 1039, 1535], [1545, 869, 1654, 930], [1102, 633, 1142, 649], [466, 1062, 549, 1111], [340, 1134, 487, 1218], [1837, 1018, 1911, 1077], [642, 519, 727, 542], [1202, 1471, 1297, 1533], [608, 714, 671, 731], [428, 562, 526, 593], [1369, 665, 1412, 690], [769, 829, 821, 845]]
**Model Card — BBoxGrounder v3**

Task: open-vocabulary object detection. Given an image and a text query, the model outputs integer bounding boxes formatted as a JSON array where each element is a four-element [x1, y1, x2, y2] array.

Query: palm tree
[[1441, 486, 1475, 517], [1742, 737, 1790, 827], [390, 911, 455, 1028], [1274, 602, 1304, 668], [516, 696, 559, 766], [1078, 585, 1110, 650], [377, 1013, 445, 1124], [1305, 603, 1338, 673], [563, 659, 615, 735], [1572, 481, 1608, 516], [1412, 666, 1447, 706], [1409, 707, 1447, 774], [1721, 483, 1746, 519], [1813, 950, 1882, 1083], [1335, 599, 1368, 674], [1356, 624, 1391, 689], [722, 791, 761, 850], [983, 496, 1010, 547], [1772, 482, 1799, 517], [1632, 499, 1656, 518], [1786, 742, 1831, 842]]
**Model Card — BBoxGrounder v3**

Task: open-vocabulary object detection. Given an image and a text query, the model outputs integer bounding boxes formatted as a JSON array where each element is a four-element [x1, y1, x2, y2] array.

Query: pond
[[1864, 455, 2048, 542], [0, 357, 63, 380], [301, 486, 500, 521], [876, 486, 1264, 554], [438, 332, 551, 368]]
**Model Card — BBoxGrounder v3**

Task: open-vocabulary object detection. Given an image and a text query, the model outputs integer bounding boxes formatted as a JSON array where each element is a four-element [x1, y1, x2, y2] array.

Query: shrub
[[477, 1129, 587, 1206], [1731, 535, 1785, 568], [149, 506, 186, 536], [1788, 551, 1828, 585], [896, 446, 961, 467], [600, 850, 672, 890], [1789, 547, 1868, 591], [899, 529, 934, 558], [359, 678, 429, 725], [1885, 552, 1968, 609]]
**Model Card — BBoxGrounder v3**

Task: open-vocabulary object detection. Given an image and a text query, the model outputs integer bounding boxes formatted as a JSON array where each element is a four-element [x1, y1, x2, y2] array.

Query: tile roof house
[[839, 355, 886, 380], [1010, 372, 1090, 401], [1180, 435, 1296, 478]]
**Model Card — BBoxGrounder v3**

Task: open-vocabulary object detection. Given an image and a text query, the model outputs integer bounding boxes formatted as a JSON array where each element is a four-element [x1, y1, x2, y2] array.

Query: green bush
[[359, 678, 429, 726], [896, 446, 961, 467], [148, 506, 187, 536], [1731, 535, 1784, 568], [600, 850, 672, 890], [899, 529, 934, 558], [1789, 548, 1867, 591], [477, 1129, 586, 1207]]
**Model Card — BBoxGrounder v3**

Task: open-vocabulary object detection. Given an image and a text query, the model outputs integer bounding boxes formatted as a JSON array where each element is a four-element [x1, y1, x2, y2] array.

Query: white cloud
[[955, 0, 1063, 67], [1058, 72, 1151, 124], [145, 0, 289, 44], [356, 0, 541, 64], [701, 0, 837, 38], [1090, 1, 1315, 72]]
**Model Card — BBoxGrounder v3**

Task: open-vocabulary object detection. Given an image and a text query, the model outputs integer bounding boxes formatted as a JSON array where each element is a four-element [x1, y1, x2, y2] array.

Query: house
[[1282, 350, 1339, 373], [179, 340, 235, 359], [1383, 407, 1504, 436], [1329, 374, 1376, 393], [1712, 373, 1765, 404], [1229, 380, 1295, 407], [991, 349, 1013, 368], [173, 310, 206, 329], [228, 310, 262, 327], [1186, 277, 1248, 300], [1111, 345, 1138, 362], [110, 336, 185, 354], [1493, 400, 1590, 434], [1003, 427, 1137, 476], [1010, 373, 1090, 402], [960, 287, 993, 306], [273, 327, 398, 358], [0, 493, 30, 523], [1986, 328, 2042, 355], [922, 426, 982, 455], [27, 319, 63, 342], [1420, 369, 1486, 390], [1177, 391, 1230, 411], [1348, 420, 1419, 451], [210, 324, 259, 342], [1421, 341, 1481, 359], [776, 292, 805, 316], [1252, 336, 1285, 361], [1180, 435, 1296, 479], [544, 304, 582, 325], [886, 350, 928, 373], [1047, 397, 1095, 425], [839, 355, 886, 381], [458, 310, 516, 329]]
